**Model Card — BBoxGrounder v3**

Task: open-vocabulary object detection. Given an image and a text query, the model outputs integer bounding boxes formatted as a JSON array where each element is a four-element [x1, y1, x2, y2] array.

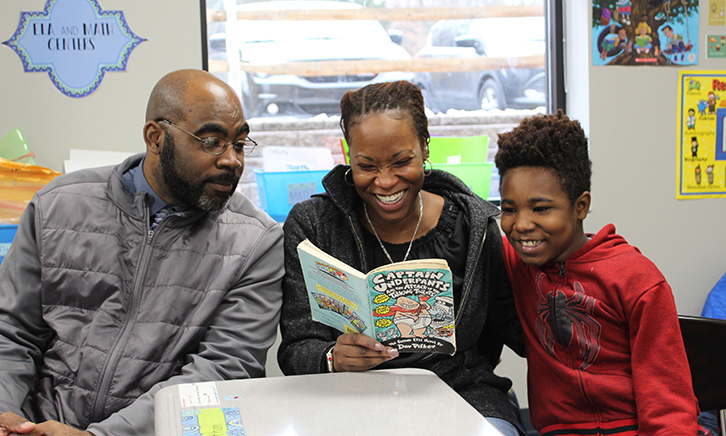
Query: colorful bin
[[0, 224, 18, 265], [430, 162, 494, 199], [254, 169, 328, 222], [427, 135, 493, 199], [427, 135, 489, 163]]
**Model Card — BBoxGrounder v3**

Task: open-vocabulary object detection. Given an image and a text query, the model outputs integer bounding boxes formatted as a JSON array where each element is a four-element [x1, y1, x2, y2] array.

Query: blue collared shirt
[[121, 159, 189, 219]]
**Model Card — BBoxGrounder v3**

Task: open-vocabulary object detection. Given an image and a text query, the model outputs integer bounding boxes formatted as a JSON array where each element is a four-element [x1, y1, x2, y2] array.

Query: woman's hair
[[495, 109, 592, 203], [340, 81, 430, 149]]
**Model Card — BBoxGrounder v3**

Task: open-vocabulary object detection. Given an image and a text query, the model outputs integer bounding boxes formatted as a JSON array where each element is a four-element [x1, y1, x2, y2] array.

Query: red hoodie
[[503, 224, 702, 436]]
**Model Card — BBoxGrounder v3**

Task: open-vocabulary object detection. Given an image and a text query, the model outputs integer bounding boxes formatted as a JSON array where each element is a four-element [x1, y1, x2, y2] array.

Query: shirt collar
[[122, 158, 175, 216]]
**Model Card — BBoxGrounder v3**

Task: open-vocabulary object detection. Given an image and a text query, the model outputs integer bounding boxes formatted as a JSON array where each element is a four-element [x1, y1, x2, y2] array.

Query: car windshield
[[230, 19, 392, 44]]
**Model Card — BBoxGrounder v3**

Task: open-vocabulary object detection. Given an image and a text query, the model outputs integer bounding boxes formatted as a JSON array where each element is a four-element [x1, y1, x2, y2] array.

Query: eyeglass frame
[[158, 119, 257, 156]]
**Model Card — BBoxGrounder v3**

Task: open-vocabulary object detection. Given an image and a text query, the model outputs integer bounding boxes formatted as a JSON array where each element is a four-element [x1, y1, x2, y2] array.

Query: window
[[201, 0, 561, 206]]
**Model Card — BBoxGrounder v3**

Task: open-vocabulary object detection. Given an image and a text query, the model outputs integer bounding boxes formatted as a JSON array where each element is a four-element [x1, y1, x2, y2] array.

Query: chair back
[[679, 315, 726, 411]]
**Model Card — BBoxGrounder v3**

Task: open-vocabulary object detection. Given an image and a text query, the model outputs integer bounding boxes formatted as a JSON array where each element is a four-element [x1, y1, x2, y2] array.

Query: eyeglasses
[[159, 119, 257, 156]]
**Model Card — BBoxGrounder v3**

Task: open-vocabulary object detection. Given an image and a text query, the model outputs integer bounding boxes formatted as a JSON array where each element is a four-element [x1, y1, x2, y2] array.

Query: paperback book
[[297, 238, 456, 355]]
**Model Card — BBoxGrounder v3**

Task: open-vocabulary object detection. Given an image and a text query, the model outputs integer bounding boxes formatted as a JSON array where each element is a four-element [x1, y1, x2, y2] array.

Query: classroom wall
[[3, 0, 722, 415], [572, 2, 724, 318], [498, 0, 726, 410], [0, 1, 204, 172]]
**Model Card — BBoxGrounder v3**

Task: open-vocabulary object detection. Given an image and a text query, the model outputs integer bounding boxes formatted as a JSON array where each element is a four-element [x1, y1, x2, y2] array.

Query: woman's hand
[[332, 332, 399, 372]]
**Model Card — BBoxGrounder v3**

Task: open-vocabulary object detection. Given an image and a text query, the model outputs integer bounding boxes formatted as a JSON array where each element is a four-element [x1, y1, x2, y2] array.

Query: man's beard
[[160, 134, 239, 211]]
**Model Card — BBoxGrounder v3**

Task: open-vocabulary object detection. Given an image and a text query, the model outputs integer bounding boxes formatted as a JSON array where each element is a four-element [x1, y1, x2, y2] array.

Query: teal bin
[[254, 169, 328, 222], [0, 224, 18, 265]]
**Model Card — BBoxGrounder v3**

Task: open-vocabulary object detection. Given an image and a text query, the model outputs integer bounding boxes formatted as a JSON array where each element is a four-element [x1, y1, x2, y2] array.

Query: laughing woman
[[277, 81, 525, 435]]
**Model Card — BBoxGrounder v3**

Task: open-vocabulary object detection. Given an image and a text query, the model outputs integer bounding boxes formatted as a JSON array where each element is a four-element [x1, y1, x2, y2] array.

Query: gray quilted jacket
[[0, 154, 284, 436]]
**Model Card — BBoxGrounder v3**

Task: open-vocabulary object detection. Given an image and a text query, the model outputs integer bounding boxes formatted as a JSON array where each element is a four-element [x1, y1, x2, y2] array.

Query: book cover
[[297, 239, 456, 355]]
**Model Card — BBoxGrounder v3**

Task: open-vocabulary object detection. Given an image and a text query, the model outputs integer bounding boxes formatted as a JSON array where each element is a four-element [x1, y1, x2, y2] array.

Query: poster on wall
[[677, 71, 726, 199], [706, 34, 726, 58], [592, 0, 699, 66], [708, 0, 725, 25], [2, 0, 145, 98]]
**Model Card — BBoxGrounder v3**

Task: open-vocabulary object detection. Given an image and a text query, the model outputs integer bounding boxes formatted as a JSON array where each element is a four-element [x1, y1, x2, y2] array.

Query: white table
[[154, 368, 504, 435]]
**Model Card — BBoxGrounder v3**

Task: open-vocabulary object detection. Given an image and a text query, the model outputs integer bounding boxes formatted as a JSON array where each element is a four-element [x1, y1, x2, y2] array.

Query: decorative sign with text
[[2, 0, 145, 98], [677, 71, 726, 199]]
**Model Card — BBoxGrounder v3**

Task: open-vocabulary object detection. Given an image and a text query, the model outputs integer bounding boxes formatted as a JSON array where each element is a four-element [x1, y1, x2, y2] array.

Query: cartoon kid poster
[[677, 71, 726, 199], [593, 0, 699, 66]]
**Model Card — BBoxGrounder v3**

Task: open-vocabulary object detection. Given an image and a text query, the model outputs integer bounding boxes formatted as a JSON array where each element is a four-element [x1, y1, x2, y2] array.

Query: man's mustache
[[206, 172, 239, 186]]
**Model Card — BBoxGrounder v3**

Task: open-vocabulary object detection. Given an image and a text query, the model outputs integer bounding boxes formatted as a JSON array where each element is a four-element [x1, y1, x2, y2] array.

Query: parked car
[[414, 17, 546, 112], [208, 1, 412, 117]]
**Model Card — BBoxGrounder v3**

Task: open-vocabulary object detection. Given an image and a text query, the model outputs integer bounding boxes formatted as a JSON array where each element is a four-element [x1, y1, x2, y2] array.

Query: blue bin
[[254, 169, 328, 222], [0, 224, 18, 265]]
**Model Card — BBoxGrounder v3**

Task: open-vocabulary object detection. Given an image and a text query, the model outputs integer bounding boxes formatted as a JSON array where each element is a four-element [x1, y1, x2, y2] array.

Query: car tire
[[479, 78, 506, 111]]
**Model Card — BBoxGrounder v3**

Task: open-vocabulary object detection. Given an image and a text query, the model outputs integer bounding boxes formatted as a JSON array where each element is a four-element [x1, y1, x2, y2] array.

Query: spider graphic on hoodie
[[535, 272, 602, 370]]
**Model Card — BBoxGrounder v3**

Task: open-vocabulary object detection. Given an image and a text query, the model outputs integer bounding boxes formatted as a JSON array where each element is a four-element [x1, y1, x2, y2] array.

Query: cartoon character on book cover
[[369, 268, 456, 354]]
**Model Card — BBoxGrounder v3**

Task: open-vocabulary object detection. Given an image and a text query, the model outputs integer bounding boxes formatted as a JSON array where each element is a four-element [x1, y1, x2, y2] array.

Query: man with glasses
[[0, 69, 283, 436]]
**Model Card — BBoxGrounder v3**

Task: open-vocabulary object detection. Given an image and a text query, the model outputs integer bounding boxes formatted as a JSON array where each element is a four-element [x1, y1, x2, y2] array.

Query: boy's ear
[[575, 191, 591, 220]]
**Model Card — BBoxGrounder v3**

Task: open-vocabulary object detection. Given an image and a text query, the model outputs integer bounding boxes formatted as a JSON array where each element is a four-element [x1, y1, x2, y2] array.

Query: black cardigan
[[278, 164, 525, 427]]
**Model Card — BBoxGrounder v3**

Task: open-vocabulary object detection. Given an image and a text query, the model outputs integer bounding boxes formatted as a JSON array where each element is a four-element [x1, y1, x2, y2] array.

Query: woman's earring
[[424, 159, 433, 176], [344, 167, 355, 186]]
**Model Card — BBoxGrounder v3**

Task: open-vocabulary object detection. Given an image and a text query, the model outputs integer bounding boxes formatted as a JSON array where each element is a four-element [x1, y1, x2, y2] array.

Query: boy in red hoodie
[[495, 111, 706, 436]]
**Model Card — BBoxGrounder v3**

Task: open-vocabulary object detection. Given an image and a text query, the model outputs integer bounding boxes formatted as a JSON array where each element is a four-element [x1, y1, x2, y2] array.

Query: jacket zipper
[[420, 220, 488, 362], [347, 215, 367, 272], [91, 209, 155, 421], [457, 223, 488, 326]]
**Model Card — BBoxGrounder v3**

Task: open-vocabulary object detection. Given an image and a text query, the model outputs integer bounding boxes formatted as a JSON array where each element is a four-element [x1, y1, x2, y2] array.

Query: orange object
[[0, 158, 60, 224]]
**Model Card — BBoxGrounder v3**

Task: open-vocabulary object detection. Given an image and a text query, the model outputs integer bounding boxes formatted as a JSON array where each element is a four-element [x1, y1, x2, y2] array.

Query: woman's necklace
[[363, 192, 423, 264]]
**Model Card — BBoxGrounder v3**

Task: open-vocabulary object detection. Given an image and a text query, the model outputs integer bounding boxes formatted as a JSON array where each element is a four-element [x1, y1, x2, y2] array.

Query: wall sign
[[677, 71, 726, 199], [2, 0, 145, 98]]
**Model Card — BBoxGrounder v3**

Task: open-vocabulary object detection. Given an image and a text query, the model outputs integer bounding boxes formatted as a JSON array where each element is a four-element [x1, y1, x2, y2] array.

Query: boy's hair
[[495, 109, 592, 204], [339, 80, 430, 148]]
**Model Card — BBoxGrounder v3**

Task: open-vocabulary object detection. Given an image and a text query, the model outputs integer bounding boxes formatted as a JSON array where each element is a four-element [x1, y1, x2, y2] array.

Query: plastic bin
[[432, 162, 494, 199], [428, 136, 492, 199], [254, 169, 328, 222], [0, 224, 18, 265], [427, 135, 489, 164]]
